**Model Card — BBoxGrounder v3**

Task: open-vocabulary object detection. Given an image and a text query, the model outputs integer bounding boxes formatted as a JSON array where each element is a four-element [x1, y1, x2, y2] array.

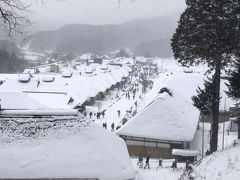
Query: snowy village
[[0, 1, 240, 180]]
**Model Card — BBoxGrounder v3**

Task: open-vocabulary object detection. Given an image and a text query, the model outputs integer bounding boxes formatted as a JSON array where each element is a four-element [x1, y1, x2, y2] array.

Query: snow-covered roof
[[0, 122, 135, 179], [118, 72, 202, 142], [172, 149, 201, 157], [61, 71, 72, 78], [0, 65, 130, 110], [42, 76, 55, 82], [18, 74, 31, 82], [0, 92, 47, 110], [80, 53, 99, 60]]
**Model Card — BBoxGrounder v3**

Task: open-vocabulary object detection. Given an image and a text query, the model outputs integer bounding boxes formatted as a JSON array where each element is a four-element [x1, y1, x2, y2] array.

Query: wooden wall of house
[[119, 135, 185, 159], [127, 145, 172, 159]]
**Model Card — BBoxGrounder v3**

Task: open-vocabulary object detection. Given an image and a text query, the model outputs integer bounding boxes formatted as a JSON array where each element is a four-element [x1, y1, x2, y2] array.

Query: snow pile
[[42, 76, 55, 82], [18, 74, 31, 82], [0, 117, 135, 179], [188, 144, 240, 180]]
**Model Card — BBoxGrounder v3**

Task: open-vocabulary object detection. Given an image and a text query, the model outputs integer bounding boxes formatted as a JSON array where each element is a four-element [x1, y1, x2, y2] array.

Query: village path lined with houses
[[85, 68, 171, 132], [0, 57, 238, 180]]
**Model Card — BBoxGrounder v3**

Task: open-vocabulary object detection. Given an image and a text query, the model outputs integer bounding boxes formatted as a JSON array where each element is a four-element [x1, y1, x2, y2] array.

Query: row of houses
[[0, 63, 132, 112]]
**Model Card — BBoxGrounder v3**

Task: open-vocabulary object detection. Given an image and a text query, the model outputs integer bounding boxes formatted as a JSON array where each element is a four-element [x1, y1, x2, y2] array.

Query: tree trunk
[[238, 118, 240, 139], [210, 60, 221, 153]]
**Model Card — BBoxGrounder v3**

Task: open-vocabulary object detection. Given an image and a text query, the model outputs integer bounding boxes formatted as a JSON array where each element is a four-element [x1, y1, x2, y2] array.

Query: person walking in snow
[[144, 155, 150, 169], [117, 110, 121, 118], [97, 112, 101, 119], [134, 101, 138, 107], [171, 160, 177, 169], [89, 112, 93, 119], [137, 154, 143, 168], [128, 93, 130, 100], [185, 160, 192, 171], [111, 123, 115, 131], [84, 112, 87, 117], [156, 159, 162, 170], [102, 111, 105, 118]]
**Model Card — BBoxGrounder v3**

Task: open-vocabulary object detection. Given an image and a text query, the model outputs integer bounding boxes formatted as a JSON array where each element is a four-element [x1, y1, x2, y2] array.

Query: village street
[[85, 62, 170, 132]]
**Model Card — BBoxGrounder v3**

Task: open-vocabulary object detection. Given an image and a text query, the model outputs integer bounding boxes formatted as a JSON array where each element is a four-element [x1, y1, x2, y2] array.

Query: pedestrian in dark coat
[[135, 101, 138, 107], [137, 154, 143, 168], [144, 155, 150, 169], [97, 112, 100, 119], [156, 159, 162, 170], [111, 123, 115, 131], [102, 111, 105, 118], [84, 112, 87, 117], [117, 110, 121, 117], [89, 112, 93, 118], [171, 160, 177, 169]]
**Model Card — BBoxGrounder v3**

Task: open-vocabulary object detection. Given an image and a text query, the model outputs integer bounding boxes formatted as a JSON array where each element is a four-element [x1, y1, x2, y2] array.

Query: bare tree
[[0, 0, 33, 35]]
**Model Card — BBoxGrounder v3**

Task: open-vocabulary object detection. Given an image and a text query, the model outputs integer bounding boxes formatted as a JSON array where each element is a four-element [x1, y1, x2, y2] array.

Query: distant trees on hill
[[116, 49, 130, 58], [0, 48, 27, 73]]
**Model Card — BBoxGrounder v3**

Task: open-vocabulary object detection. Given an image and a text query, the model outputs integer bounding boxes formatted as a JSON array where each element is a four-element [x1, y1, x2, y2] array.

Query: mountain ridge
[[25, 15, 179, 57]]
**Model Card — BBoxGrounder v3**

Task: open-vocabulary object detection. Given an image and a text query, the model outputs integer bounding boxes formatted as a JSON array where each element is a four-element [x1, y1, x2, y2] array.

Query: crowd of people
[[137, 154, 193, 171]]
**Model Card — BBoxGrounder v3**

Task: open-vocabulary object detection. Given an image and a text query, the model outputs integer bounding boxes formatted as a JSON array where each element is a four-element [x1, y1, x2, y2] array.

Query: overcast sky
[[29, 0, 186, 31]]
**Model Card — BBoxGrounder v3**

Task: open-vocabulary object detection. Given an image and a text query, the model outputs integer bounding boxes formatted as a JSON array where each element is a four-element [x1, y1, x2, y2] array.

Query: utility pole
[[222, 97, 226, 150], [202, 115, 205, 159]]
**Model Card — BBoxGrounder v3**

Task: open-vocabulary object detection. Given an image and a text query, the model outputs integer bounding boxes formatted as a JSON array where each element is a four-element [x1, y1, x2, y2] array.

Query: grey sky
[[30, 0, 186, 31]]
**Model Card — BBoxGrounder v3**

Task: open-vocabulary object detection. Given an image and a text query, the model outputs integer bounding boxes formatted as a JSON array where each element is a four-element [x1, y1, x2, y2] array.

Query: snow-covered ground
[[187, 143, 240, 180], [131, 158, 187, 180]]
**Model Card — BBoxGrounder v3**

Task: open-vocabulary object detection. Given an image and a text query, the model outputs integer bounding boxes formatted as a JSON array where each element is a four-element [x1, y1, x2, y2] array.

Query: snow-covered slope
[[189, 144, 240, 180]]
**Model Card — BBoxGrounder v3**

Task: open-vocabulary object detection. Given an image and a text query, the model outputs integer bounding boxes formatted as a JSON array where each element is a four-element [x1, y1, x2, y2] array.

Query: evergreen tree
[[192, 76, 215, 116], [226, 61, 240, 100], [226, 60, 240, 139], [171, 0, 240, 153]]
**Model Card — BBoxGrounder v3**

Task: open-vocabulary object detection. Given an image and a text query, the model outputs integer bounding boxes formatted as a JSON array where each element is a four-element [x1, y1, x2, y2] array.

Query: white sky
[[29, 0, 186, 31]]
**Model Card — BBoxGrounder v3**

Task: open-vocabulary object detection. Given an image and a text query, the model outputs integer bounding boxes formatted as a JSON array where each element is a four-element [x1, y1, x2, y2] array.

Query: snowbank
[[189, 145, 240, 180]]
